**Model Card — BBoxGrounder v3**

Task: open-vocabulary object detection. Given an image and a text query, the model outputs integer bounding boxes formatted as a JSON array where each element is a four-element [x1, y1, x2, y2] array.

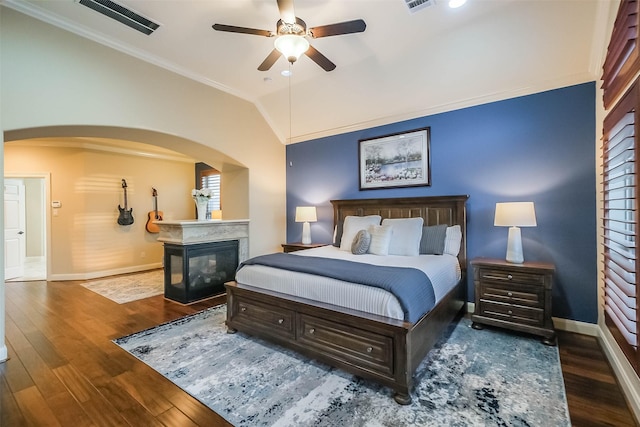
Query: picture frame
[[359, 127, 431, 190]]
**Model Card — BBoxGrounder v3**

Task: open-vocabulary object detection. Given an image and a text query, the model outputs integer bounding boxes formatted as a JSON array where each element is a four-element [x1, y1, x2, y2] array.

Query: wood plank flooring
[[1, 279, 637, 426]]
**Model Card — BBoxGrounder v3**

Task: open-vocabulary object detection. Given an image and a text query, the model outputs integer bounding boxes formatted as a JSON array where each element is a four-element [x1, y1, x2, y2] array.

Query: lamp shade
[[494, 202, 537, 227], [295, 206, 317, 223], [275, 35, 310, 63]]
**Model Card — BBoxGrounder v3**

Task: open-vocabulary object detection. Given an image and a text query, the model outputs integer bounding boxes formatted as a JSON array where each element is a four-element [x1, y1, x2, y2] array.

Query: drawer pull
[[240, 307, 247, 312], [278, 318, 284, 324], [366, 347, 373, 353], [309, 328, 315, 334], [508, 310, 513, 315], [507, 274, 513, 280], [507, 292, 513, 297]]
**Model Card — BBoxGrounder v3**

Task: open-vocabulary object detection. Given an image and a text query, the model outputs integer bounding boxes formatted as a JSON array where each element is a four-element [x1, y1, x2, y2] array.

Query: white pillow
[[339, 215, 382, 251], [381, 217, 424, 256], [368, 224, 393, 255], [444, 225, 462, 256]]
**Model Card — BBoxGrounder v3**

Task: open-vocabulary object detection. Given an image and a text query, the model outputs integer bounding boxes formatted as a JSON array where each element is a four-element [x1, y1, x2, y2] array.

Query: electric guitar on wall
[[117, 179, 134, 226], [145, 187, 163, 233]]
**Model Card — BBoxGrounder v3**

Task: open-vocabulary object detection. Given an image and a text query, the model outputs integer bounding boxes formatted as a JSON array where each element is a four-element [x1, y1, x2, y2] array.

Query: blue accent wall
[[286, 82, 597, 323]]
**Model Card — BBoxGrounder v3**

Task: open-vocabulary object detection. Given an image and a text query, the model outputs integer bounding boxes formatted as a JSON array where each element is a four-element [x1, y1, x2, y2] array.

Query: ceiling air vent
[[404, 0, 436, 14], [76, 0, 160, 35]]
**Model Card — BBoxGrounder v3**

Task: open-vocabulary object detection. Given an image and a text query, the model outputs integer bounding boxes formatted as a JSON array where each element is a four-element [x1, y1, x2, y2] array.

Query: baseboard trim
[[49, 263, 163, 281], [0, 344, 7, 363], [598, 323, 640, 424], [552, 317, 599, 336]]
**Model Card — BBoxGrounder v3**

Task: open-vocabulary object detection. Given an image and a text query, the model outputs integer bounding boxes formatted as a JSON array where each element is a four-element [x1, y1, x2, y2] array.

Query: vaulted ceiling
[[2, 0, 611, 144]]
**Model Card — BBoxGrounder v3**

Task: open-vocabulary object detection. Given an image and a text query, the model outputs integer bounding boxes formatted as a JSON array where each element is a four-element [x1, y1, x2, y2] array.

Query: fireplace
[[164, 240, 238, 304], [155, 219, 250, 304]]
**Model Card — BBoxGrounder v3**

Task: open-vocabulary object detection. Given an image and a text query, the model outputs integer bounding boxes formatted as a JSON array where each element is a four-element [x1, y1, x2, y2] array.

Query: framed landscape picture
[[359, 127, 431, 190]]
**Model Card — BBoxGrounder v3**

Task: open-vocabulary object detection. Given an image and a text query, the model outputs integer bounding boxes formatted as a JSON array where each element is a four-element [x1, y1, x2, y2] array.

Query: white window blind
[[201, 172, 221, 212], [602, 82, 640, 372]]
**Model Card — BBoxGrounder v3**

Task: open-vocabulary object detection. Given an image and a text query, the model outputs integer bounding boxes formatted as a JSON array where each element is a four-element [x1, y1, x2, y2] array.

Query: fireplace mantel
[[156, 219, 250, 262]]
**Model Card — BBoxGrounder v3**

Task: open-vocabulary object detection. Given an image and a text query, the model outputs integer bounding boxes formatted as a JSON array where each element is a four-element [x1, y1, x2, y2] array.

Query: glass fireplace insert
[[163, 240, 239, 304]]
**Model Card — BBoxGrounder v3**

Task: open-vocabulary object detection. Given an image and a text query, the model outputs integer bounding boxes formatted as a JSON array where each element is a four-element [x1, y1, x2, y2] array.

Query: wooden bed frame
[[225, 195, 468, 404]]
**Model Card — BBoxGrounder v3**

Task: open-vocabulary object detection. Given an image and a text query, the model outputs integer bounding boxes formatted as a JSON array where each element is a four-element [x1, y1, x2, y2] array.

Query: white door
[[5, 179, 26, 280]]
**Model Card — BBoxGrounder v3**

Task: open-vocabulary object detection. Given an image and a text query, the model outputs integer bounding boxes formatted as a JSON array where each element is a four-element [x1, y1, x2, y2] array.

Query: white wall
[[0, 7, 286, 362], [1, 8, 286, 257]]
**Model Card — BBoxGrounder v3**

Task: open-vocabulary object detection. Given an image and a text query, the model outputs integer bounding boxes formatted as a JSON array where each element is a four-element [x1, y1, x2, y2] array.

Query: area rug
[[81, 269, 163, 304], [114, 305, 570, 426]]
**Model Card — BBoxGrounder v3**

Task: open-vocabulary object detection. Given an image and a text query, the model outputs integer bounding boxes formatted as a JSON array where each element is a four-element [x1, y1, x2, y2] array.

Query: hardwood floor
[[1, 279, 637, 426]]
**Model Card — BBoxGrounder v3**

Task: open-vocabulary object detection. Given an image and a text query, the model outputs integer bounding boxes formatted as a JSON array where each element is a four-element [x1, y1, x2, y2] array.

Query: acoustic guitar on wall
[[117, 179, 134, 226], [145, 188, 163, 233]]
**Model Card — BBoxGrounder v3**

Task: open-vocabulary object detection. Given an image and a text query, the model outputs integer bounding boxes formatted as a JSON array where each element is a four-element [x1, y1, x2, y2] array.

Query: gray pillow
[[351, 229, 372, 255], [333, 221, 344, 247], [420, 224, 448, 255]]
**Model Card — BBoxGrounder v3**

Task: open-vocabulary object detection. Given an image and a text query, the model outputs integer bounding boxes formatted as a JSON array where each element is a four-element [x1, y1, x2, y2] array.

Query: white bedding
[[235, 245, 461, 321]]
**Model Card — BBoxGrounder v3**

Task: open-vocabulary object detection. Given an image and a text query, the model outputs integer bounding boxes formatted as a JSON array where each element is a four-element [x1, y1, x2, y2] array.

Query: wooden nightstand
[[281, 242, 327, 253], [471, 258, 556, 345]]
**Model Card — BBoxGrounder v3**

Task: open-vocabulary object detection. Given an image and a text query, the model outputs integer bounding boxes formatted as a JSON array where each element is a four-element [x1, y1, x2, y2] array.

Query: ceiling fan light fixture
[[274, 34, 309, 63], [448, 0, 467, 8]]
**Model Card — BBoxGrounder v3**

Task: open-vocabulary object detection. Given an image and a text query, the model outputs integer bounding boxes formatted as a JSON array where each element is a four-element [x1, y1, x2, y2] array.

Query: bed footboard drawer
[[297, 314, 394, 376], [231, 299, 295, 339]]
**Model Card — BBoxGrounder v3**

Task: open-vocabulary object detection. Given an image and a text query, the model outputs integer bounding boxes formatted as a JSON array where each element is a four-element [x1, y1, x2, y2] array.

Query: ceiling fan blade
[[309, 19, 366, 38], [306, 45, 336, 71], [277, 0, 296, 24], [258, 49, 282, 71], [212, 24, 273, 37]]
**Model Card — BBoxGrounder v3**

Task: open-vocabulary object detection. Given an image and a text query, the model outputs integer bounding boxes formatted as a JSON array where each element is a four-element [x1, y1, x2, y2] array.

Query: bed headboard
[[330, 195, 469, 270]]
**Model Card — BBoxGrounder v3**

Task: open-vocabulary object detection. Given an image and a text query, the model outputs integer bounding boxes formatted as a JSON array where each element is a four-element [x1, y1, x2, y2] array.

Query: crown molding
[[285, 73, 596, 144], [0, 0, 254, 104]]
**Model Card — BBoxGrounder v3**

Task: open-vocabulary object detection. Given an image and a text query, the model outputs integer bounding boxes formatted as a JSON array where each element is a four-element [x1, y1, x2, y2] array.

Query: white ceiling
[[2, 0, 611, 144]]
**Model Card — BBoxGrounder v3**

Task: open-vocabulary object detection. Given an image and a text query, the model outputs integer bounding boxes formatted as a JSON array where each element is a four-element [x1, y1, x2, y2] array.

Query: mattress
[[235, 245, 461, 321]]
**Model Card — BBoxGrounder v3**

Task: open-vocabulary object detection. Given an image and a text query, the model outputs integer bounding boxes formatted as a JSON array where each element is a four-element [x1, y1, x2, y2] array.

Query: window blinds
[[602, 82, 640, 372], [201, 173, 221, 212]]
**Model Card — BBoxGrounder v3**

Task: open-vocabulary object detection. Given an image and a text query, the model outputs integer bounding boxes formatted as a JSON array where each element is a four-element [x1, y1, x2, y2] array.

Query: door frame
[[5, 172, 51, 281]]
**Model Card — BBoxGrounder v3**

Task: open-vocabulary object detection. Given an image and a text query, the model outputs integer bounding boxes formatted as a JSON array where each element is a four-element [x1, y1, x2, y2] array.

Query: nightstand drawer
[[479, 283, 543, 308], [479, 300, 545, 326], [479, 268, 545, 286]]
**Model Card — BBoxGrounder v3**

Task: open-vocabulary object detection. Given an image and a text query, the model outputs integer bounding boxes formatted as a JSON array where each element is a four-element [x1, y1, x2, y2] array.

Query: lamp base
[[301, 221, 311, 245], [505, 226, 524, 264]]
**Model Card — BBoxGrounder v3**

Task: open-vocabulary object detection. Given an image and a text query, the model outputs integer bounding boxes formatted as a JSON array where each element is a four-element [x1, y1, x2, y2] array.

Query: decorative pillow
[[339, 215, 382, 251], [368, 224, 393, 256], [333, 224, 341, 247], [381, 217, 424, 256], [351, 229, 372, 255], [444, 225, 462, 256], [420, 224, 448, 255]]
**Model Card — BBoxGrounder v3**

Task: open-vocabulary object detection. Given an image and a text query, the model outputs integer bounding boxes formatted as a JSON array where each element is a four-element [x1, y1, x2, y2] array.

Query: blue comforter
[[237, 253, 435, 323]]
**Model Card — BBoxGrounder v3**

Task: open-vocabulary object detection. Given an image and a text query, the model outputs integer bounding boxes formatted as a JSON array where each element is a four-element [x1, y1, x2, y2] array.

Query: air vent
[[404, 0, 436, 14], [77, 0, 160, 35]]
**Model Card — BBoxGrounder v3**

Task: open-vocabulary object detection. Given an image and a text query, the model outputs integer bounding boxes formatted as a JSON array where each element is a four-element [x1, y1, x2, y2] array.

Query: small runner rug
[[114, 305, 570, 426], [81, 269, 163, 304]]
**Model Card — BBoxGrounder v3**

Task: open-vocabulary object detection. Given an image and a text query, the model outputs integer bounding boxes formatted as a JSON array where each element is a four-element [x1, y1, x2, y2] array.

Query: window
[[602, 83, 639, 373], [196, 162, 221, 218], [602, 0, 640, 109], [602, 0, 640, 376]]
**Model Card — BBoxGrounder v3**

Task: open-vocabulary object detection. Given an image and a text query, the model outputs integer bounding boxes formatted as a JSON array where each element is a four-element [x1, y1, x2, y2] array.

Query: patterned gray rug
[[114, 305, 570, 426], [81, 269, 163, 304]]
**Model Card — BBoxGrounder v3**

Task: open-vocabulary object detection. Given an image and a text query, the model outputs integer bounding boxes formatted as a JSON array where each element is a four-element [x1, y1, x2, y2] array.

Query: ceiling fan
[[212, 0, 366, 72]]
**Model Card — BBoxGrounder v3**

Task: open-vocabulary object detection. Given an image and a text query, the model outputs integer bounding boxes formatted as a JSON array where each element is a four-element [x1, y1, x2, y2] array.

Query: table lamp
[[494, 202, 537, 263], [295, 206, 317, 244]]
